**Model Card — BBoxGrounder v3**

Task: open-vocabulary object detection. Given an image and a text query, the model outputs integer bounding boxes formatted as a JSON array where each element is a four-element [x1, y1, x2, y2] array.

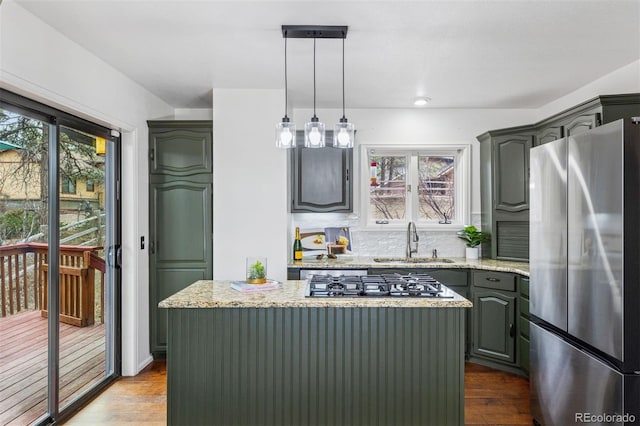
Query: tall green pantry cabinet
[[148, 120, 213, 358]]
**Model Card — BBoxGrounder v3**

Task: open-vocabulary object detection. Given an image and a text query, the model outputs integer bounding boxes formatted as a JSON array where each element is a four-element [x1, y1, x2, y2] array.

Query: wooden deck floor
[[0, 310, 106, 426]]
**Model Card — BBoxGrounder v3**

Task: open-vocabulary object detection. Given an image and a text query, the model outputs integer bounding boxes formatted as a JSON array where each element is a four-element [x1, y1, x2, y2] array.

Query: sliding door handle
[[107, 245, 122, 269]]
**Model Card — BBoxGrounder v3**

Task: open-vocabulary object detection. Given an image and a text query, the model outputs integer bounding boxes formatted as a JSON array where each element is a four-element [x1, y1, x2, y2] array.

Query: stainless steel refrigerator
[[530, 118, 640, 425]]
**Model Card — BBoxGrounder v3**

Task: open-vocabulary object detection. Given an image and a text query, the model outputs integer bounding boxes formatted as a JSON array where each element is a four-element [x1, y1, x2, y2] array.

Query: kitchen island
[[160, 279, 471, 426]]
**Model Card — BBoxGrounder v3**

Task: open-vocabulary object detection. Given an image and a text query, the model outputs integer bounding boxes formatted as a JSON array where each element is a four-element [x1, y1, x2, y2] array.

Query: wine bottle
[[293, 227, 303, 261]]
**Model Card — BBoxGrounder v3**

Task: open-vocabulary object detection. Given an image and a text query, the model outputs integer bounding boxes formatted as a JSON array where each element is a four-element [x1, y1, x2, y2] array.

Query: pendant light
[[304, 38, 325, 148], [334, 38, 355, 148], [275, 35, 295, 148], [278, 25, 348, 149]]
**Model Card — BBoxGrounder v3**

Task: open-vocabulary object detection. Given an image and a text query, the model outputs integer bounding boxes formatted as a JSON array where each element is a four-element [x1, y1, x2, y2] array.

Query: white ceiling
[[15, 0, 640, 110]]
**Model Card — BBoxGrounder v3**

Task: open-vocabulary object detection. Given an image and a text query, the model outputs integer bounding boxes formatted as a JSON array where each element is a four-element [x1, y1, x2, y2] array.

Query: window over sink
[[362, 145, 470, 228]]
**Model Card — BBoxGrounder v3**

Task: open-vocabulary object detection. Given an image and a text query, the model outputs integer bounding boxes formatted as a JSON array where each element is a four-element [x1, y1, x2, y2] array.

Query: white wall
[[174, 108, 213, 120], [537, 60, 640, 120], [0, 0, 174, 376], [213, 89, 288, 282]]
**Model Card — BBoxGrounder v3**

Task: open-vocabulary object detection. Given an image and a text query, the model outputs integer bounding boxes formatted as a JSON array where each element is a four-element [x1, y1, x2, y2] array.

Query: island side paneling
[[167, 306, 465, 426]]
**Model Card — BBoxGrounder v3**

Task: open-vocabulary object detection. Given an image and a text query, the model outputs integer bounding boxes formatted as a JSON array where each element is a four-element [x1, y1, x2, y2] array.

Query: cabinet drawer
[[472, 271, 516, 292]]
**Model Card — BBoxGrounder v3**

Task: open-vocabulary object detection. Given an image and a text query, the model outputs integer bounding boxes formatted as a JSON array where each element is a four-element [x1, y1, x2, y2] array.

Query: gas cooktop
[[305, 273, 453, 298]]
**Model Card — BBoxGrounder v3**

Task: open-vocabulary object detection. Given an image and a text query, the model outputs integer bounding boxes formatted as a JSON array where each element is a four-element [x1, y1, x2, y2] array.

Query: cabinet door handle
[[509, 323, 515, 338], [486, 277, 500, 282]]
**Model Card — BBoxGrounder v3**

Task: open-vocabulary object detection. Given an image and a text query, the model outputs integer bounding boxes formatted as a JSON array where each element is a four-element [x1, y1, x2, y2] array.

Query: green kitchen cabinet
[[470, 271, 517, 366], [563, 111, 600, 137], [535, 94, 639, 146], [149, 120, 212, 176], [478, 126, 533, 261], [290, 130, 353, 213], [492, 134, 531, 213], [148, 120, 213, 358], [535, 108, 600, 147], [518, 276, 530, 374], [479, 93, 640, 260], [536, 124, 563, 146]]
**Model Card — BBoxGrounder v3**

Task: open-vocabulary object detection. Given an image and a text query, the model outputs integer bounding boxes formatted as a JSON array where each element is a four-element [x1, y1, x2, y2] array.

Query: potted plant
[[457, 225, 490, 260], [246, 257, 267, 284]]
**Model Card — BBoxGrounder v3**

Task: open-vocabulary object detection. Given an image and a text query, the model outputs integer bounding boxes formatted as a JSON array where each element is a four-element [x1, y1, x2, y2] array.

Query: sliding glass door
[[0, 90, 121, 425], [0, 110, 52, 425]]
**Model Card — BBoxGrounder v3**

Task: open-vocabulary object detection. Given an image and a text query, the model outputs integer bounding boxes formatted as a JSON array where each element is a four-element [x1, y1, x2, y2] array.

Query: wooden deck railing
[[0, 243, 105, 327]]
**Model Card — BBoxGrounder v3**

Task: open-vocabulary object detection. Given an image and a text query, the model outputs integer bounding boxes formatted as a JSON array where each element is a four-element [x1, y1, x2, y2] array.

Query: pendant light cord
[[284, 36, 288, 117], [313, 38, 317, 119], [342, 38, 346, 119]]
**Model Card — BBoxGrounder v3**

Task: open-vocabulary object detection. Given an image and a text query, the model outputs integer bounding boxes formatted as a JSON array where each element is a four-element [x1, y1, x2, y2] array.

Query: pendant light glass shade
[[304, 117, 325, 148], [276, 117, 296, 148], [334, 38, 354, 148], [334, 118, 354, 148]]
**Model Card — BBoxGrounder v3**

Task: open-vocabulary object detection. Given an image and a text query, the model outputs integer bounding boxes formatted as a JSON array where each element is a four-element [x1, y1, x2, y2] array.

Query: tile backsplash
[[292, 212, 481, 258]]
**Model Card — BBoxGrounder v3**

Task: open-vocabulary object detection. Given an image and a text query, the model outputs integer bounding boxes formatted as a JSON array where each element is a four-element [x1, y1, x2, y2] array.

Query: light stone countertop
[[158, 279, 473, 309], [288, 256, 530, 276]]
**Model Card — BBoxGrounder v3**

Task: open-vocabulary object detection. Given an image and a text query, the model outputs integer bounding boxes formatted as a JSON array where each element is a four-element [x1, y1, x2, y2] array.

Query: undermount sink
[[373, 257, 455, 264]]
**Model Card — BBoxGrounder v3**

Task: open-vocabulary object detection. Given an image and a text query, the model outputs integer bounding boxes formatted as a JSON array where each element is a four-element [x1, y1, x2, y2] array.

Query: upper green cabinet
[[478, 126, 533, 261], [479, 93, 640, 261], [534, 94, 640, 146], [563, 112, 600, 137], [536, 124, 563, 146], [493, 134, 531, 213], [290, 130, 353, 212], [149, 120, 212, 176]]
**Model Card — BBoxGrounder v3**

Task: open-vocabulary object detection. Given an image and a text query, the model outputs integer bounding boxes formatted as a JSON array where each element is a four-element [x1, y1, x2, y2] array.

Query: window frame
[[360, 144, 470, 230]]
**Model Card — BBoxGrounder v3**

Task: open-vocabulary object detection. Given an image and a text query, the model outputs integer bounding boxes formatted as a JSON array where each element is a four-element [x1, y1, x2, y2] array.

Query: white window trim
[[360, 144, 471, 230]]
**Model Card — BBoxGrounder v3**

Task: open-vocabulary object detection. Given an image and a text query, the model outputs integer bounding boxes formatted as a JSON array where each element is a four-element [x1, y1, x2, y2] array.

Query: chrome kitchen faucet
[[406, 221, 419, 258]]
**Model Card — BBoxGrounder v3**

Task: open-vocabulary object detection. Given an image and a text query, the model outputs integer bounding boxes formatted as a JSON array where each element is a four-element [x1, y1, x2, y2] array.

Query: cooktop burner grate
[[306, 273, 453, 298]]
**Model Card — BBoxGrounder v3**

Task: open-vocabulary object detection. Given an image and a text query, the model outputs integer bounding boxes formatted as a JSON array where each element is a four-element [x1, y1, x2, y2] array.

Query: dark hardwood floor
[[464, 362, 532, 425], [64, 360, 531, 425]]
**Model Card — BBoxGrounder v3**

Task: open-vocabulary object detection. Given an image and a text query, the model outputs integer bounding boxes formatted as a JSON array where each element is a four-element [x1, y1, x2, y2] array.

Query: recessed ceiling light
[[413, 97, 430, 107]]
